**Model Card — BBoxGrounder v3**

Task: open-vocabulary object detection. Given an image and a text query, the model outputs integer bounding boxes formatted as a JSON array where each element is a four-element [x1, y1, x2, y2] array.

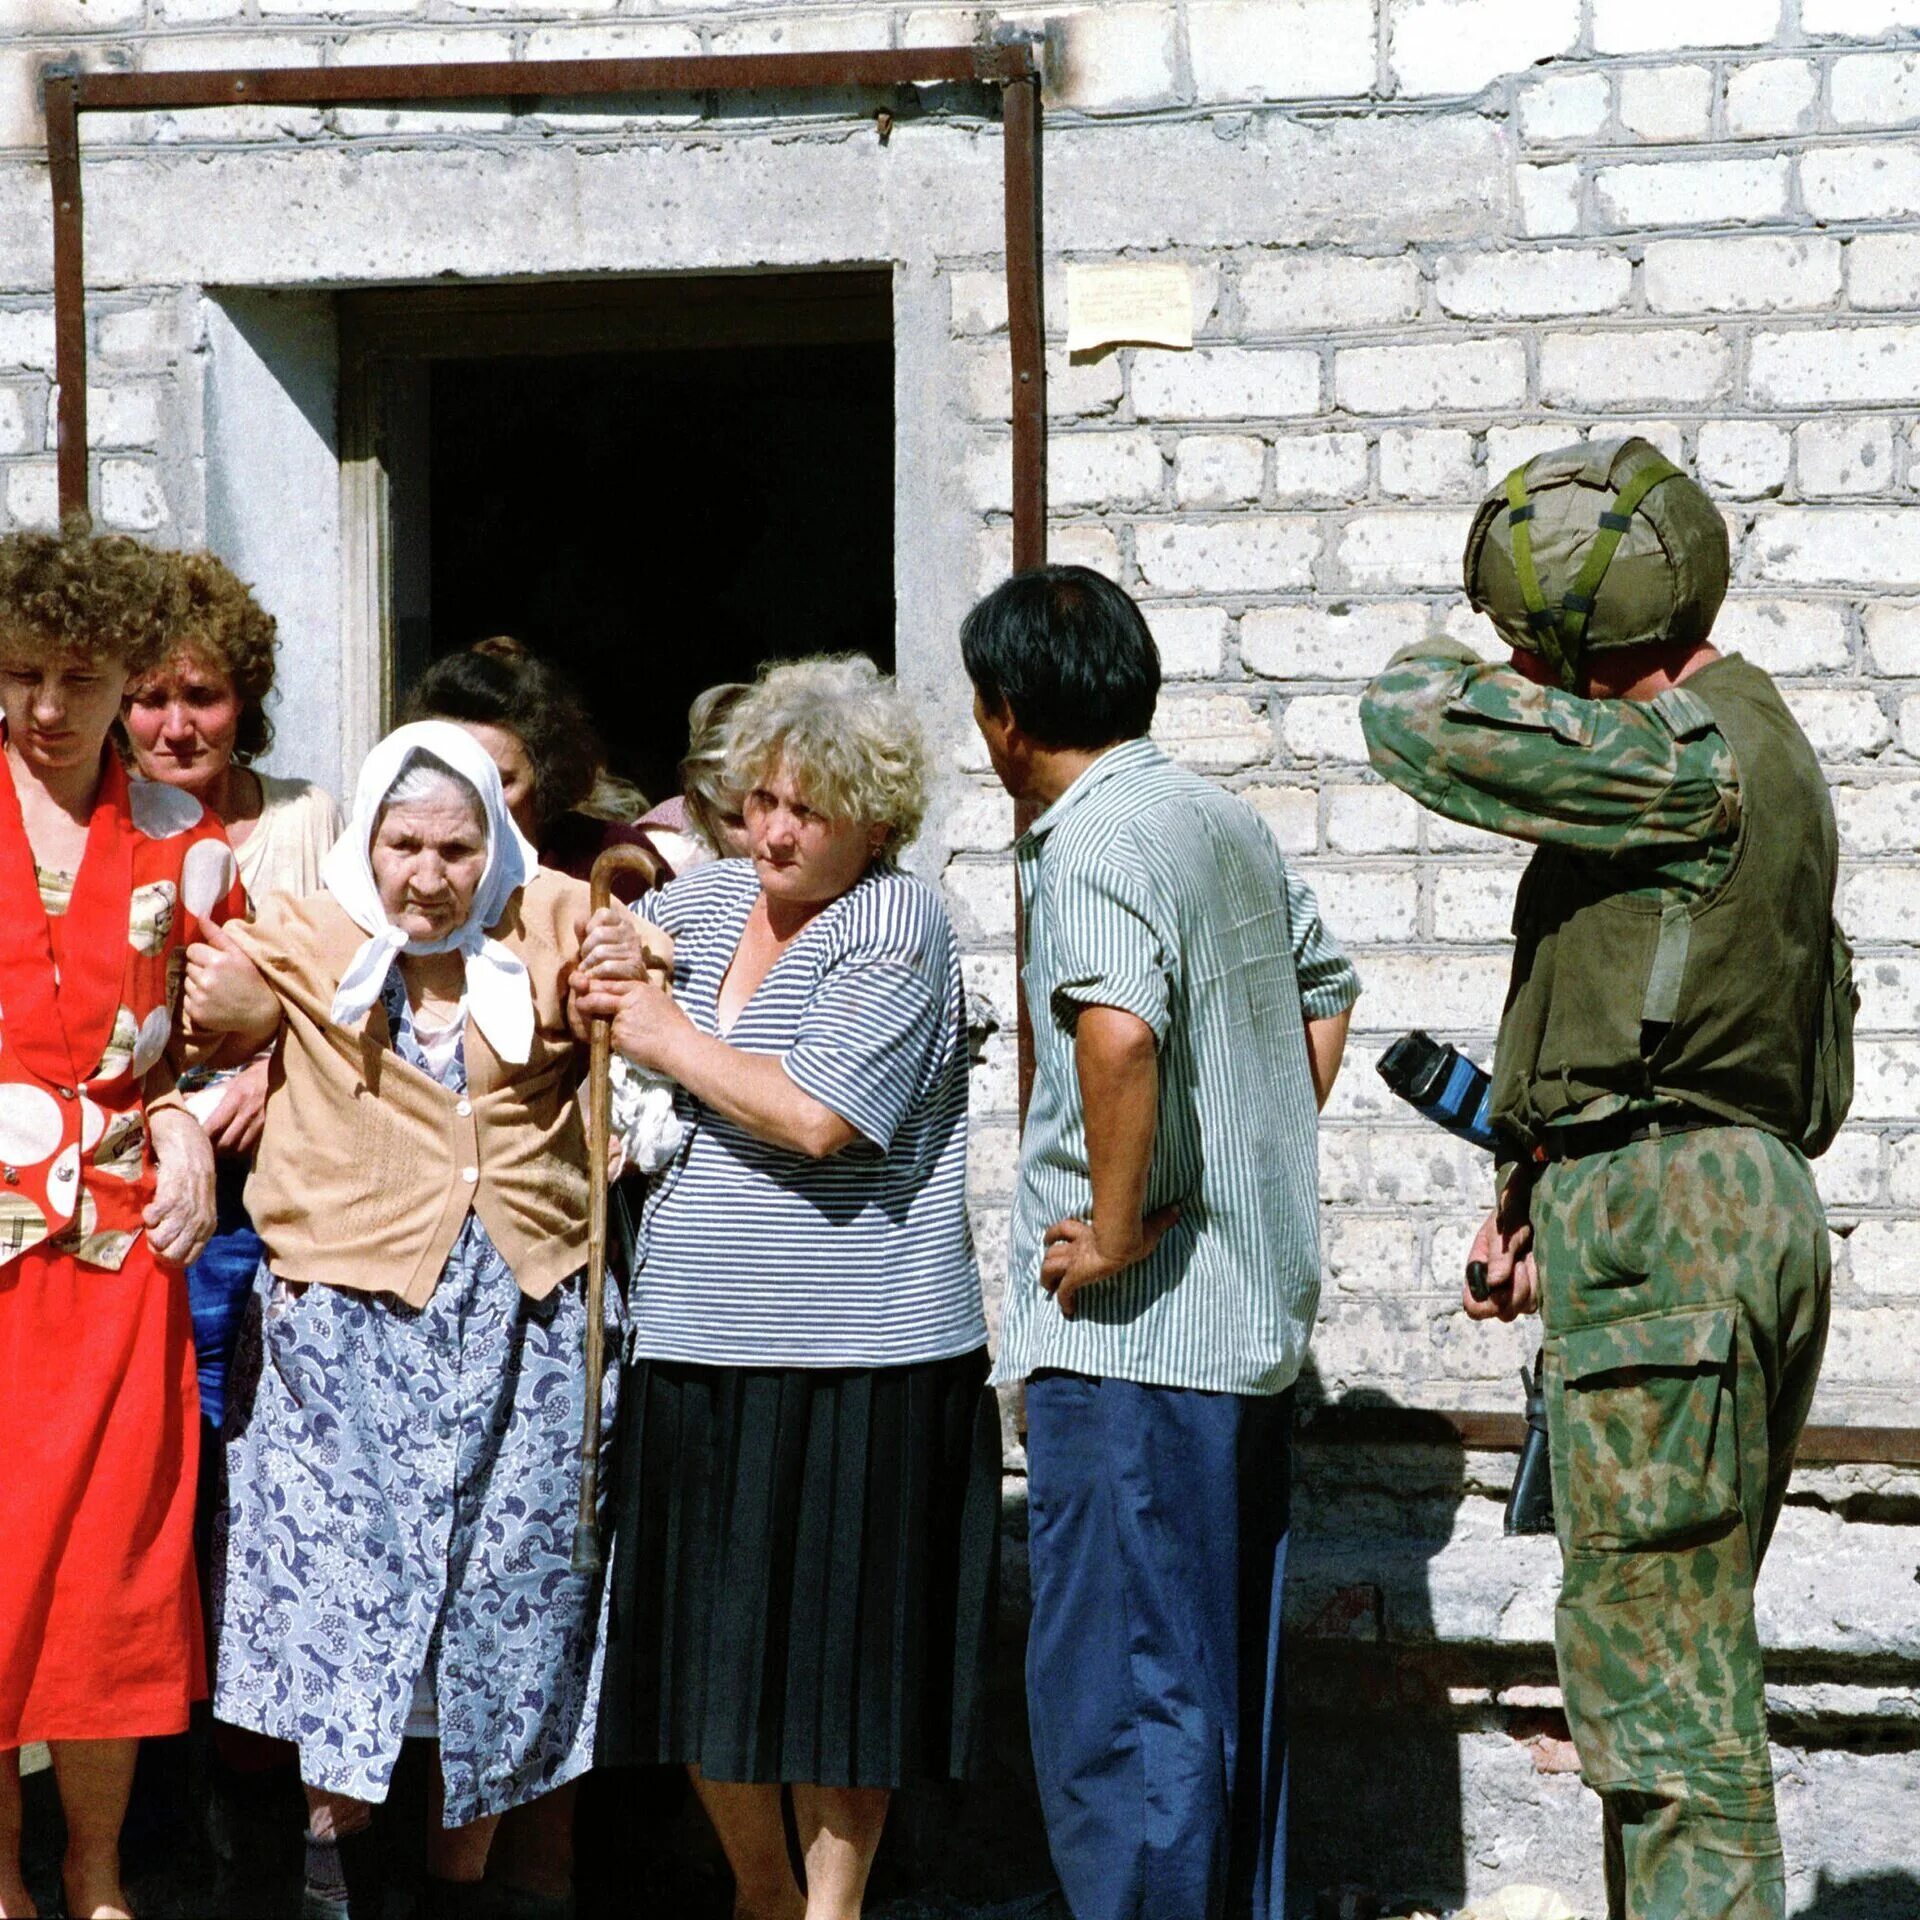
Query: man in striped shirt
[[963, 566, 1360, 1920]]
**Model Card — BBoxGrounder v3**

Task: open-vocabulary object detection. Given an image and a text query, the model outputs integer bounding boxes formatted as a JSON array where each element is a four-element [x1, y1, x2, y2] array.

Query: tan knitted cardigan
[[231, 867, 658, 1307]]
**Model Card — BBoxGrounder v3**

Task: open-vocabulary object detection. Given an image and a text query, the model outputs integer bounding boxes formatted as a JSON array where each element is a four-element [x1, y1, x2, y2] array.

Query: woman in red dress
[[0, 524, 245, 1920]]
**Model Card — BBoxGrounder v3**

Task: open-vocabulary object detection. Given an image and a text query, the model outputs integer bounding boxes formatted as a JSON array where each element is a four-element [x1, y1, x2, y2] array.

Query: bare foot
[[0, 1873, 38, 1919]]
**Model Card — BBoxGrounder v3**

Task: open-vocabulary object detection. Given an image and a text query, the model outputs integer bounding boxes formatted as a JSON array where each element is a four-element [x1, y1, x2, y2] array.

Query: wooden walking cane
[[573, 843, 667, 1575]]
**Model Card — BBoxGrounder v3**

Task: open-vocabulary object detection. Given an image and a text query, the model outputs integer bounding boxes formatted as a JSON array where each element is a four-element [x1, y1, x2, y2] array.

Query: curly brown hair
[[0, 519, 173, 676], [151, 548, 280, 763]]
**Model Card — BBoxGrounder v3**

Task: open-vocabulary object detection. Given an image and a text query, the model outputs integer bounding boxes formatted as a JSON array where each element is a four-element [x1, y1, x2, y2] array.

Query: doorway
[[342, 271, 895, 808]]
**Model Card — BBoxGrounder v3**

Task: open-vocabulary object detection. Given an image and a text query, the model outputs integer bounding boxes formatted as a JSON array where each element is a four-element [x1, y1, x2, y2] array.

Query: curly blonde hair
[[726, 655, 927, 855], [0, 519, 173, 674], [151, 548, 281, 762]]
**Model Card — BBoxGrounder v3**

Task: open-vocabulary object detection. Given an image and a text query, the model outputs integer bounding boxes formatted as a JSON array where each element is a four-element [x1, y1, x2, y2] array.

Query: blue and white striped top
[[995, 737, 1361, 1397], [629, 858, 986, 1369]]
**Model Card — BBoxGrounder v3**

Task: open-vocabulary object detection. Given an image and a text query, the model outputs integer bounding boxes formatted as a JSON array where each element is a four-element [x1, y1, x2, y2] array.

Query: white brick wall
[[6, 0, 1920, 1459]]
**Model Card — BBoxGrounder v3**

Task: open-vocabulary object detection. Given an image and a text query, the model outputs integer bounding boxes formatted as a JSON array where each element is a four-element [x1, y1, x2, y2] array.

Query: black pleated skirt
[[596, 1345, 1000, 1789]]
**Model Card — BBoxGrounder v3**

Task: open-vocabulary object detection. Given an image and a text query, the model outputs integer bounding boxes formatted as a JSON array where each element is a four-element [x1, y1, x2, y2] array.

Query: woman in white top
[[122, 549, 341, 1524]]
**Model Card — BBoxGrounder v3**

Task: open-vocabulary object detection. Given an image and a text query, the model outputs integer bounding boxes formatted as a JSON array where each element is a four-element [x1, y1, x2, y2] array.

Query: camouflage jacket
[[1358, 637, 1740, 904]]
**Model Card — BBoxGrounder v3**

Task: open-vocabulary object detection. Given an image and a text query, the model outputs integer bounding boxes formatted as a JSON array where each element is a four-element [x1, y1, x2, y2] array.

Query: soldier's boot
[[1602, 1789, 1786, 1920]]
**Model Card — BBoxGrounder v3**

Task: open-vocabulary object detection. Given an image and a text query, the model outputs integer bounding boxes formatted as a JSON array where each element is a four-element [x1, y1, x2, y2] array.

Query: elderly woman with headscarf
[[181, 721, 666, 1920], [574, 656, 997, 1920]]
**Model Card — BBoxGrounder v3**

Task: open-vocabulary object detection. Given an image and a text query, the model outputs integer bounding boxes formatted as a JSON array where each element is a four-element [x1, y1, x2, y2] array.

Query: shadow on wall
[[1285, 1359, 1469, 1919], [1795, 1871, 1920, 1919]]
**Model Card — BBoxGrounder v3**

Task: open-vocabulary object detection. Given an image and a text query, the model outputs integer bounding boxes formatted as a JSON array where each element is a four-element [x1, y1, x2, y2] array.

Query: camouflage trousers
[[1533, 1125, 1830, 1920]]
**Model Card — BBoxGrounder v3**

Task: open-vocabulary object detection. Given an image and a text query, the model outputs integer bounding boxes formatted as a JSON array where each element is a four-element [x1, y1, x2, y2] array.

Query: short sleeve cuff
[[1301, 970, 1361, 1022], [1052, 969, 1171, 1045], [782, 1043, 911, 1152]]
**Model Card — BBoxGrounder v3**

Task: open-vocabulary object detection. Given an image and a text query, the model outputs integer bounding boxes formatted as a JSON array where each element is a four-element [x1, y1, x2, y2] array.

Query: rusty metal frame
[[41, 45, 1048, 556]]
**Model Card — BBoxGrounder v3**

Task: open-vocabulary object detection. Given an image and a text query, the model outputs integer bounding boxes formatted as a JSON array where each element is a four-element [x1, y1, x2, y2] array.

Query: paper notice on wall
[[1066, 263, 1193, 355]]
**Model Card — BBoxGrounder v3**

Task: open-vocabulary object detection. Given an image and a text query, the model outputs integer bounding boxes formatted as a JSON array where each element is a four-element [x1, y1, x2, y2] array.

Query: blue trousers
[[1024, 1372, 1292, 1920]]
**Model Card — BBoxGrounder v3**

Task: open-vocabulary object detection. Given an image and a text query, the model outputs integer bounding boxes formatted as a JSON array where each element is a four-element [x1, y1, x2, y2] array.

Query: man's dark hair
[[960, 565, 1160, 748]]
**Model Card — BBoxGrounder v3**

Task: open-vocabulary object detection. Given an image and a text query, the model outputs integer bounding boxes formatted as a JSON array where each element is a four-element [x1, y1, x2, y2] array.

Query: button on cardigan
[[231, 867, 645, 1308]]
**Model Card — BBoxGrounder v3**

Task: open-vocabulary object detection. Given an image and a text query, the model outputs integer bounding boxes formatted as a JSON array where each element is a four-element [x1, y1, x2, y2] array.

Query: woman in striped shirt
[[573, 656, 996, 1920]]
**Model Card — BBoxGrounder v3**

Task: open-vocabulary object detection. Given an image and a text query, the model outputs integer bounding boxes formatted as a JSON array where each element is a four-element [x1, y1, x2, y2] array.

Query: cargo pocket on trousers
[[1550, 1303, 1741, 1554]]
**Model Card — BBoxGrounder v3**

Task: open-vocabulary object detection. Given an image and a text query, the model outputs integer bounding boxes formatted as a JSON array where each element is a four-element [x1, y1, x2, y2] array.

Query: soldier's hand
[[1464, 1185, 1539, 1323]]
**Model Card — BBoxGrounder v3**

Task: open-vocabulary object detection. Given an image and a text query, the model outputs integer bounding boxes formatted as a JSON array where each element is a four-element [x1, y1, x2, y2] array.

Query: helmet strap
[[1502, 455, 1686, 692]]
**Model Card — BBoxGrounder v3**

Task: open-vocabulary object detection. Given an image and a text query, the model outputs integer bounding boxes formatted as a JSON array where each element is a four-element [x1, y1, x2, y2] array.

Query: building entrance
[[343, 270, 895, 810]]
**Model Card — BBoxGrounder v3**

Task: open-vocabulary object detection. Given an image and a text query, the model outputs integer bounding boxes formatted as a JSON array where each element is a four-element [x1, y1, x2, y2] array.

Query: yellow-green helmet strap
[[1502, 465, 1573, 689], [1558, 455, 1685, 653]]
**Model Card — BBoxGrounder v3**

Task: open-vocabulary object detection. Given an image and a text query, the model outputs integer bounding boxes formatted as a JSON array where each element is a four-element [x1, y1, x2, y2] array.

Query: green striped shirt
[[994, 738, 1361, 1397]]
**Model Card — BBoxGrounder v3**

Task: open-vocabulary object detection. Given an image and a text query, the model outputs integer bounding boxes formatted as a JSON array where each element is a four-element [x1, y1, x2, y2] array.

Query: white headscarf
[[322, 720, 543, 1065]]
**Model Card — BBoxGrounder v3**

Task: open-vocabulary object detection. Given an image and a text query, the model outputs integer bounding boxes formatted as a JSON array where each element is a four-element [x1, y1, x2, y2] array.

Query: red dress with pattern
[[0, 746, 245, 1744]]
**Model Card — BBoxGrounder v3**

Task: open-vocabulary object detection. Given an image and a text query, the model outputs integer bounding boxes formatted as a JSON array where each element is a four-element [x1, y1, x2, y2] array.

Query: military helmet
[[1463, 436, 1730, 690]]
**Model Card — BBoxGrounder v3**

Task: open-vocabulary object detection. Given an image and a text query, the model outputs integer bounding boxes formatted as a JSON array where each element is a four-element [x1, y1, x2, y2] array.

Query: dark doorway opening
[[350, 271, 895, 810]]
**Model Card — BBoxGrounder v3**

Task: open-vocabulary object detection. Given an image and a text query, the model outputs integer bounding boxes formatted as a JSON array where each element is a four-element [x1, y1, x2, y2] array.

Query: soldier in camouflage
[[1359, 438, 1846, 1920]]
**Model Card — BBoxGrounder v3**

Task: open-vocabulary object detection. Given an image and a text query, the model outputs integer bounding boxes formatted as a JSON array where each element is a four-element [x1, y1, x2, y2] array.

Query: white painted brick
[[0, 391, 28, 458], [1337, 510, 1476, 589], [1798, 418, 1897, 498], [1803, 0, 1920, 29], [2, 463, 55, 530], [1865, 601, 1920, 673], [330, 30, 517, 135], [1885, 1137, 1920, 1210], [1645, 237, 1843, 315], [1517, 71, 1610, 142], [1243, 603, 1430, 680], [258, 0, 417, 14], [1133, 348, 1320, 422], [1834, 779, 1920, 854], [1714, 599, 1852, 674], [141, 35, 327, 140], [1803, 146, 1920, 222], [1618, 64, 1715, 140], [1049, 431, 1163, 510], [1750, 325, 1920, 407], [1319, 1127, 1365, 1205], [1134, 518, 1319, 594], [98, 459, 166, 534], [1322, 1218, 1425, 1291], [1151, 691, 1272, 769], [1243, 784, 1319, 854], [0, 311, 56, 376], [87, 384, 163, 452], [1435, 248, 1632, 320], [1814, 1129, 1883, 1209], [1783, 688, 1893, 760], [1238, 255, 1424, 334], [1752, 510, 1920, 588], [1593, 0, 1781, 52], [1539, 329, 1731, 408], [1174, 434, 1265, 509], [900, 8, 992, 51], [1296, 865, 1420, 943], [1485, 424, 1579, 476], [1269, 432, 1370, 503], [17, 0, 143, 21], [707, 13, 894, 57], [1147, 605, 1230, 678], [1334, 340, 1527, 414], [1033, 5, 1181, 114], [1596, 156, 1791, 227], [1432, 865, 1522, 940], [946, 786, 1015, 855], [1832, 51, 1920, 126], [1842, 866, 1920, 941], [1516, 163, 1583, 238], [1724, 59, 1822, 138], [158, 0, 246, 16], [1189, 0, 1376, 102], [1850, 234, 1920, 311], [1854, 954, 1920, 1032], [967, 346, 1122, 421], [1279, 693, 1370, 764], [1356, 951, 1515, 1031], [1856, 1215, 1920, 1288], [0, 50, 44, 153], [520, 23, 706, 132], [94, 305, 173, 364], [1900, 693, 1920, 755], [973, 524, 1120, 597], [942, 859, 1016, 944], [1380, 427, 1477, 499], [1388, 0, 1581, 98], [1427, 809, 1526, 854], [949, 272, 1008, 336], [1605, 418, 1688, 463], [1697, 420, 1792, 498], [1325, 782, 1423, 854]]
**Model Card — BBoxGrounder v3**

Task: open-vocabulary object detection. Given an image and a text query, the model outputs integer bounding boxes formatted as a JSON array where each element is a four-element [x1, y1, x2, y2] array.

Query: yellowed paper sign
[[1066, 263, 1193, 354]]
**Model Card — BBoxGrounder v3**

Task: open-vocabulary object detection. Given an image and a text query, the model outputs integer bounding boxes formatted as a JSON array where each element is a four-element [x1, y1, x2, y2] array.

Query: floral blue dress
[[212, 967, 619, 1823]]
